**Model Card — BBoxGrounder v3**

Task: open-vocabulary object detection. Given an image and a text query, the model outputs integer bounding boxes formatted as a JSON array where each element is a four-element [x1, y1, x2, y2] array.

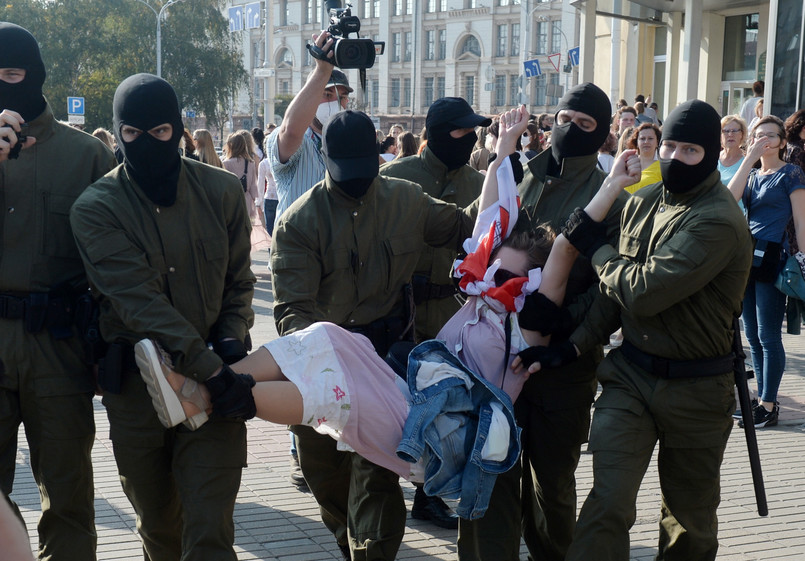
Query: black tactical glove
[[487, 152, 525, 185], [516, 340, 579, 371], [213, 339, 248, 365], [518, 292, 572, 337], [205, 364, 257, 421], [561, 207, 607, 258]]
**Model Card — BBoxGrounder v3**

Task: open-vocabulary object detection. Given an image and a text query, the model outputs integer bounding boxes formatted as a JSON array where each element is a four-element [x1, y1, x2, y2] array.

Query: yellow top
[[625, 159, 662, 194]]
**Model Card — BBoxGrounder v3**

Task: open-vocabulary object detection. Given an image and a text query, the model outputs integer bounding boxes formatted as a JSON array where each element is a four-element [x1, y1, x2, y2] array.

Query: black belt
[[412, 275, 457, 303], [620, 340, 734, 379], [0, 294, 26, 319], [0, 291, 77, 336]]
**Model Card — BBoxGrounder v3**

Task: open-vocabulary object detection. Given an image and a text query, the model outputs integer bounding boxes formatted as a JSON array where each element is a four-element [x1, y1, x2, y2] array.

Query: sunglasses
[[494, 268, 522, 286]]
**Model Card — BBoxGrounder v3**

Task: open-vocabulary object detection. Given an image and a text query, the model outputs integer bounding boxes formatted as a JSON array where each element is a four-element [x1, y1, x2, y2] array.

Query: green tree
[[0, 0, 247, 132]]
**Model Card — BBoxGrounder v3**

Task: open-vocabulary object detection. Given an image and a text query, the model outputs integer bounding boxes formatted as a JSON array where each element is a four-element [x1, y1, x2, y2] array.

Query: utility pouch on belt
[[75, 292, 106, 365], [98, 343, 124, 394]]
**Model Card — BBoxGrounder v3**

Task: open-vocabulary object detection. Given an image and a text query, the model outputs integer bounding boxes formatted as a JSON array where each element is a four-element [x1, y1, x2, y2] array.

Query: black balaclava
[[427, 123, 478, 171], [0, 22, 47, 121], [113, 74, 184, 206], [659, 99, 721, 194], [550, 82, 612, 166]]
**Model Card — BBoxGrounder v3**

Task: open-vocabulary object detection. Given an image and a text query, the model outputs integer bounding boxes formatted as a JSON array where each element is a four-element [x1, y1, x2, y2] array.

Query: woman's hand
[[495, 105, 530, 159], [745, 135, 771, 165]]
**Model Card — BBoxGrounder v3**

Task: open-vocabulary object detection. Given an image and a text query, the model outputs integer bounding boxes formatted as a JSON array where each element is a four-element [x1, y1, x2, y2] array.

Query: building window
[[437, 76, 446, 99], [496, 24, 507, 58], [509, 74, 519, 106], [404, 31, 412, 61], [534, 74, 547, 106], [406, 0, 413, 14], [371, 79, 379, 108], [722, 13, 759, 81], [535, 21, 547, 55], [404, 77, 412, 107], [281, 80, 290, 94], [424, 77, 434, 106], [548, 72, 560, 105], [427, 0, 436, 11], [363, 0, 371, 17], [306, 0, 320, 24], [438, 29, 446, 60], [392, 32, 401, 62], [551, 20, 562, 54], [394, 0, 402, 16], [460, 35, 481, 57], [279, 0, 288, 25], [465, 75, 475, 105], [495, 75, 506, 106], [441, 0, 447, 10], [374, 0, 380, 17], [425, 30, 435, 60], [511, 23, 520, 56], [391, 78, 401, 107]]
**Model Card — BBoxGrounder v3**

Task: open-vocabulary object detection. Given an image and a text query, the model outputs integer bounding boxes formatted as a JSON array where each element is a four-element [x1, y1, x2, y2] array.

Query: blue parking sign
[[568, 47, 580, 67], [67, 97, 84, 115], [523, 59, 542, 78]]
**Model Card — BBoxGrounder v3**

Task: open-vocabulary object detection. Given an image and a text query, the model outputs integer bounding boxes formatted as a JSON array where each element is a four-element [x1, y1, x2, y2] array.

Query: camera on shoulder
[[315, 1, 385, 70]]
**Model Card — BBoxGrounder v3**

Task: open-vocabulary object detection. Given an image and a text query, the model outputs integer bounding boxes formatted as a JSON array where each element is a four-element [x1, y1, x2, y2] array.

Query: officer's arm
[[212, 181, 256, 344], [270, 218, 322, 336], [592, 218, 746, 316], [422, 195, 474, 252], [70, 197, 223, 381], [568, 290, 621, 355]]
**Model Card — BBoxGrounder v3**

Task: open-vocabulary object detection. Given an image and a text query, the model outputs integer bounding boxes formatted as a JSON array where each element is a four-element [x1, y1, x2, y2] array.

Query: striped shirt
[[267, 126, 326, 230]]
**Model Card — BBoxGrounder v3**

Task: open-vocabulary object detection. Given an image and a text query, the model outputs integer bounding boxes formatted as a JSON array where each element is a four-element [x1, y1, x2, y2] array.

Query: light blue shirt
[[267, 126, 326, 230]]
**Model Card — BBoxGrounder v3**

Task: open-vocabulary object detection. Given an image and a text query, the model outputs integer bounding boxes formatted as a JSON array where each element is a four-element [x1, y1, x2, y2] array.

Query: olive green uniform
[[565, 172, 752, 560], [0, 103, 115, 560], [271, 174, 472, 560], [458, 150, 627, 561], [380, 148, 482, 340], [70, 159, 255, 561]]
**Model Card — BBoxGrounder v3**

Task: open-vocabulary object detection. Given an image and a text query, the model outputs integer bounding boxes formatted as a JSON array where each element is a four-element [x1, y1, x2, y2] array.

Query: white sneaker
[[135, 339, 209, 430]]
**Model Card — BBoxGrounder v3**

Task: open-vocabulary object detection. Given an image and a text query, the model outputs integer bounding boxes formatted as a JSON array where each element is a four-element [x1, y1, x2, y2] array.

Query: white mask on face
[[522, 133, 530, 145], [316, 99, 342, 128]]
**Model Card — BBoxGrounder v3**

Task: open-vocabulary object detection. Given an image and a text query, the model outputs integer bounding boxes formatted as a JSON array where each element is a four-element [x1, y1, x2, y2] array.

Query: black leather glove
[[519, 292, 575, 338], [516, 340, 578, 371], [487, 152, 525, 185], [213, 339, 248, 365], [561, 207, 607, 258], [205, 364, 257, 421]]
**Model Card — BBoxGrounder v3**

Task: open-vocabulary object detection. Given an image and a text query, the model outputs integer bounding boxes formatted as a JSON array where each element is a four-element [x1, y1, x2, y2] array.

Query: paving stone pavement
[[11, 251, 805, 560]]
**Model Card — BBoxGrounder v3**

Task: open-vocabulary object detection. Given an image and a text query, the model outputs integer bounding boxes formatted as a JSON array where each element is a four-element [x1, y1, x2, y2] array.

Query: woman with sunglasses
[[727, 115, 805, 428]]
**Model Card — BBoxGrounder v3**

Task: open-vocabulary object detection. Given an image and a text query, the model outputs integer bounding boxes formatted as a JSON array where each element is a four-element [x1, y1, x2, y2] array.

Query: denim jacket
[[396, 340, 521, 519]]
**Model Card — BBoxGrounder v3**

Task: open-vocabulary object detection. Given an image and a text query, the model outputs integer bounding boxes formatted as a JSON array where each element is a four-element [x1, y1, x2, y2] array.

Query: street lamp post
[[133, 0, 185, 77]]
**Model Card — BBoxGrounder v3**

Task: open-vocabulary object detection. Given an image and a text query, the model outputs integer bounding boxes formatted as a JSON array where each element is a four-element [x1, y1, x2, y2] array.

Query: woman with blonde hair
[[222, 131, 259, 220], [192, 129, 223, 168], [718, 115, 747, 187]]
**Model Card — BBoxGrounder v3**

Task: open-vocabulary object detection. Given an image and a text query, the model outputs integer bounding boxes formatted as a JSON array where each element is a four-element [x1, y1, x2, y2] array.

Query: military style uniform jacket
[[572, 170, 752, 359], [516, 149, 628, 401], [70, 159, 256, 380], [380, 148, 482, 340], [1, 103, 116, 294], [271, 173, 474, 336]]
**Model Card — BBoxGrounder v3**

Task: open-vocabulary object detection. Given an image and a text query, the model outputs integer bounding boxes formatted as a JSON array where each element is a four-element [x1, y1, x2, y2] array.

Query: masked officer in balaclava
[[0, 22, 116, 561], [527, 99, 751, 561], [70, 73, 256, 560], [457, 82, 628, 561], [271, 109, 475, 560], [380, 97, 491, 528]]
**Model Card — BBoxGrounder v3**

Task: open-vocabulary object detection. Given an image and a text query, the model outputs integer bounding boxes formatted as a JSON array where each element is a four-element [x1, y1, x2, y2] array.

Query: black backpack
[[239, 159, 249, 192]]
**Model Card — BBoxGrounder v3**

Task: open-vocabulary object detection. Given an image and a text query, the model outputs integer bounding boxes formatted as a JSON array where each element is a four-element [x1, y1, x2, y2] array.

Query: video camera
[[320, 1, 384, 70]]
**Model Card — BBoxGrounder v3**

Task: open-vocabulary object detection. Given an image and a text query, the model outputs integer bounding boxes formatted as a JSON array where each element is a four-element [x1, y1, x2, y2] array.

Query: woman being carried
[[135, 106, 640, 516]]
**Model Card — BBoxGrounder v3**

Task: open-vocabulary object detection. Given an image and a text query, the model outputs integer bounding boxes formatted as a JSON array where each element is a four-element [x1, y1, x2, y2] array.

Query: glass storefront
[[770, 0, 805, 118], [722, 14, 759, 81]]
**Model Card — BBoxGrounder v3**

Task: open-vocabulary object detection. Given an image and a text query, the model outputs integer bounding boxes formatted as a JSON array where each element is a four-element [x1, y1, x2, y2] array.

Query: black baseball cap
[[325, 69, 353, 93], [426, 97, 492, 130], [322, 110, 379, 182]]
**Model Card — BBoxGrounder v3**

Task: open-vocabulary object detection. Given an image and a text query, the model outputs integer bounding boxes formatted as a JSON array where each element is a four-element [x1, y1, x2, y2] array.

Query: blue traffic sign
[[568, 47, 580, 67], [67, 96, 85, 115], [523, 59, 542, 78], [245, 2, 261, 29], [228, 6, 243, 32]]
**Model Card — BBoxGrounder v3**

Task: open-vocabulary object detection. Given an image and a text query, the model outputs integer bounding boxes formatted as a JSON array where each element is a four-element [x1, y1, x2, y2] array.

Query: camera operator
[[0, 22, 116, 561], [265, 30, 352, 231]]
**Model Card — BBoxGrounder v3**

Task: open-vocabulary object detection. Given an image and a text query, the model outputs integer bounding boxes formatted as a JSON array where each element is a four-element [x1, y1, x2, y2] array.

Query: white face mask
[[315, 99, 342, 128], [485, 134, 496, 152], [522, 133, 530, 145]]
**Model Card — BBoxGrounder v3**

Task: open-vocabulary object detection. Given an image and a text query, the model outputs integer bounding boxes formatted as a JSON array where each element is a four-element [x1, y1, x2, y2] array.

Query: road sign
[[68, 115, 85, 125], [568, 46, 580, 67], [523, 59, 542, 78], [245, 2, 261, 29], [185, 110, 196, 118], [67, 96, 84, 115], [228, 6, 243, 32], [547, 53, 561, 73]]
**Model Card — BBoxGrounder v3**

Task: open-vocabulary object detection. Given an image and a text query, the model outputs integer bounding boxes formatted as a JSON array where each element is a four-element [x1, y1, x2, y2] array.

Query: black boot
[[411, 486, 458, 529]]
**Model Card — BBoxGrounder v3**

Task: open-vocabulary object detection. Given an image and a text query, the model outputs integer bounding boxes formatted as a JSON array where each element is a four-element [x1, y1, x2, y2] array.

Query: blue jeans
[[742, 279, 787, 403], [264, 198, 278, 236]]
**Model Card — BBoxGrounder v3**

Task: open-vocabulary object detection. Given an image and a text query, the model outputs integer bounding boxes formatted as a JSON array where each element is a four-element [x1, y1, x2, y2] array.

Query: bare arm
[[727, 137, 767, 202], [479, 105, 529, 213], [275, 32, 334, 164]]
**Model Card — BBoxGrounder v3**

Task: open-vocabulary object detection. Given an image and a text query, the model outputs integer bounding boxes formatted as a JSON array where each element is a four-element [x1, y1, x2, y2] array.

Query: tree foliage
[[0, 0, 247, 131]]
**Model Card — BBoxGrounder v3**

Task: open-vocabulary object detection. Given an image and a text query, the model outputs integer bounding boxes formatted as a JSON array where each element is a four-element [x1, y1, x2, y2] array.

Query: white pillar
[[677, 0, 702, 102], [579, 0, 596, 83], [609, 0, 621, 109], [664, 11, 681, 111], [264, 0, 275, 125]]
